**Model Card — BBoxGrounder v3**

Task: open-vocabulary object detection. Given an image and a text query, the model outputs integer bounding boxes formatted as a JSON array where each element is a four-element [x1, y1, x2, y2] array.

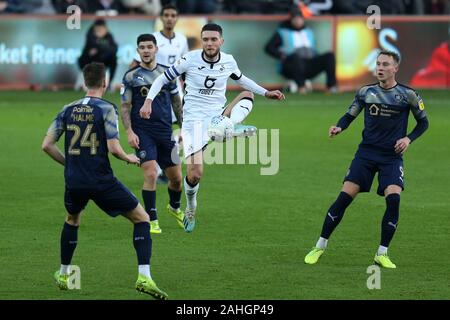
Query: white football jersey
[[154, 31, 189, 66], [164, 49, 242, 122], [134, 31, 188, 67]]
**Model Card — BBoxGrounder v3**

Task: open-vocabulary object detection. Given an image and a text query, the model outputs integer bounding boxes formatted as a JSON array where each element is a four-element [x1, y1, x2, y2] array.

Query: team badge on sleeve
[[419, 99, 425, 110]]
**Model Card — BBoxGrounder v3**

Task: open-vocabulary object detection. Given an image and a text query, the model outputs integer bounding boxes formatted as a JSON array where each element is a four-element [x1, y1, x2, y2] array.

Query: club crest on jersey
[[395, 94, 403, 101], [139, 151, 147, 159], [140, 86, 149, 97], [219, 64, 225, 72]]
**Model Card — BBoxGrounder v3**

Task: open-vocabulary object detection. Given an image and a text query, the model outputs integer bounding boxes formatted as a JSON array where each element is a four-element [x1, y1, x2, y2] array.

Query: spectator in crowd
[[224, 0, 292, 14], [88, 0, 125, 15], [19, 0, 55, 14], [331, 0, 424, 14], [77, 19, 118, 90], [121, 0, 161, 14], [177, 0, 217, 14], [52, 0, 88, 13], [265, 5, 336, 93], [0, 0, 24, 13], [424, 0, 450, 14]]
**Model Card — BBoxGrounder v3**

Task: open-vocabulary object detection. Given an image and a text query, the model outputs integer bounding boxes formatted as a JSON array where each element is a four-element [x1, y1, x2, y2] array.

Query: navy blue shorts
[[134, 127, 180, 169], [344, 156, 404, 196], [64, 179, 139, 216]]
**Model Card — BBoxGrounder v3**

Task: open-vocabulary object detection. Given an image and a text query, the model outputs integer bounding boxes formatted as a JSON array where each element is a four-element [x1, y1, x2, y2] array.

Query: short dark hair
[[289, 5, 303, 17], [137, 34, 157, 46], [201, 23, 223, 36], [83, 62, 105, 89], [378, 50, 400, 64], [160, 4, 178, 16], [93, 18, 106, 27]]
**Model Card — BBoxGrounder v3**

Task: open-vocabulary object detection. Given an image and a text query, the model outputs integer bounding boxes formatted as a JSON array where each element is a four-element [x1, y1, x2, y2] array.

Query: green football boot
[[54, 271, 69, 290], [304, 247, 325, 265], [374, 254, 397, 269], [135, 275, 168, 300], [150, 220, 162, 234], [167, 204, 184, 229]]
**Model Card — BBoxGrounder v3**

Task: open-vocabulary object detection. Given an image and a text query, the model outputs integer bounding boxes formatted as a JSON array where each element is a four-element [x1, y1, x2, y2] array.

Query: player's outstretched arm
[[139, 98, 153, 120], [140, 73, 172, 119], [107, 139, 140, 165], [42, 135, 65, 166], [234, 74, 285, 100], [265, 90, 285, 100]]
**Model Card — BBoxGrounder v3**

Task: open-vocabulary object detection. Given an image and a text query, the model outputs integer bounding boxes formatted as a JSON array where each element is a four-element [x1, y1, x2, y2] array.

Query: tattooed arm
[[171, 94, 183, 128], [121, 102, 139, 149]]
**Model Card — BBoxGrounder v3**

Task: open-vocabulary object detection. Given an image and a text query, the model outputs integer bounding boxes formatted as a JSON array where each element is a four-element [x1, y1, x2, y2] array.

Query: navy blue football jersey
[[346, 83, 427, 157], [121, 64, 178, 134], [47, 97, 120, 188]]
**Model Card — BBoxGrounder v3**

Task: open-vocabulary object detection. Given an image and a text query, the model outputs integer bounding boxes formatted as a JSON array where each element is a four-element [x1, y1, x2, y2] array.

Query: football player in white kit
[[140, 23, 285, 233]]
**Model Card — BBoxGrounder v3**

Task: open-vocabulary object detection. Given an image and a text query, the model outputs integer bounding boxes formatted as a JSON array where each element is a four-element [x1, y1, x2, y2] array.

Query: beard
[[203, 47, 220, 59]]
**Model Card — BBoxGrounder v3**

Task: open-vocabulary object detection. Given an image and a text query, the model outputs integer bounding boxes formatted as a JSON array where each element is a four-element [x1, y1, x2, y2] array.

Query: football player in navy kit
[[43, 62, 168, 299], [304, 51, 429, 268], [121, 34, 184, 234]]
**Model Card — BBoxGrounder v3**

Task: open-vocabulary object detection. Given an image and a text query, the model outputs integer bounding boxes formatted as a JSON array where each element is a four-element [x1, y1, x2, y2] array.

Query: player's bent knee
[[66, 213, 81, 226], [143, 168, 158, 184], [187, 172, 202, 185], [342, 181, 360, 198], [384, 185, 402, 196], [125, 204, 149, 224], [241, 91, 254, 100]]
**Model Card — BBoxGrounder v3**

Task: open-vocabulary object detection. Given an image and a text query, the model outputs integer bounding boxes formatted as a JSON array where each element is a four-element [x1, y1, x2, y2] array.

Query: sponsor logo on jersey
[[369, 104, 380, 116]]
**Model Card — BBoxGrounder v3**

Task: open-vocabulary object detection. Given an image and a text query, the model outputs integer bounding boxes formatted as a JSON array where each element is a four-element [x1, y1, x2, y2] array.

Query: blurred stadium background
[[0, 0, 449, 300]]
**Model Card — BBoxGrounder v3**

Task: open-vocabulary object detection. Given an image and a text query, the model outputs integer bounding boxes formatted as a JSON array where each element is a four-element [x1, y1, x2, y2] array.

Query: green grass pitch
[[0, 90, 448, 300]]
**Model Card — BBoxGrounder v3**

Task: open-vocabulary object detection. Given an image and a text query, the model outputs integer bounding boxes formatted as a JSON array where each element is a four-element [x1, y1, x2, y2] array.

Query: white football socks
[[184, 177, 199, 211], [316, 237, 328, 249], [377, 245, 388, 256], [138, 265, 151, 279], [60, 264, 70, 275], [230, 98, 253, 124]]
